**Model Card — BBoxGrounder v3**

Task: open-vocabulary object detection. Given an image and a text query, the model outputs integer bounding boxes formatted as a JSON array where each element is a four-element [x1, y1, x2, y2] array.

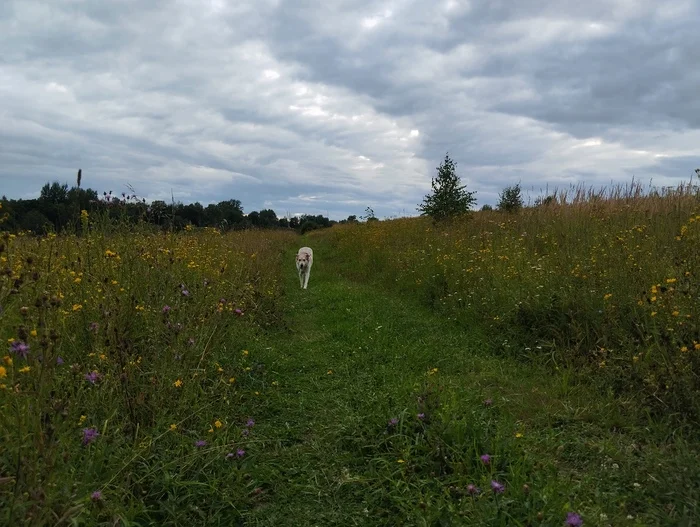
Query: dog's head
[[296, 253, 310, 270]]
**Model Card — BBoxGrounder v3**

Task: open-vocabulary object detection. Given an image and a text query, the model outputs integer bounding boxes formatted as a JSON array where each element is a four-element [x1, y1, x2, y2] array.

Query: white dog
[[295, 247, 313, 289]]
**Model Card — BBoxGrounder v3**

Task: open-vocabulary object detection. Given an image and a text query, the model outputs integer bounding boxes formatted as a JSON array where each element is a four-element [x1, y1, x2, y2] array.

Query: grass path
[[236, 242, 698, 526]]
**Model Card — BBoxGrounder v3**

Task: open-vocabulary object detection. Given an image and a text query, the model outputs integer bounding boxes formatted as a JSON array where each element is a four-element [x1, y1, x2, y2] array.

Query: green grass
[[2, 213, 700, 525], [234, 239, 699, 526]]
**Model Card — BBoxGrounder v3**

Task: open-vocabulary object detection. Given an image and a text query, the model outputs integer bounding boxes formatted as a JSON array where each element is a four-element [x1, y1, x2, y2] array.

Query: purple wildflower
[[85, 371, 100, 384], [466, 484, 479, 495], [56, 356, 64, 365], [245, 418, 255, 428], [565, 512, 583, 526], [241, 429, 249, 437], [388, 418, 399, 427], [195, 440, 207, 447], [490, 480, 505, 494], [91, 490, 102, 502], [89, 322, 99, 333], [10, 340, 30, 359], [219, 298, 227, 304], [82, 427, 99, 446], [484, 398, 493, 407], [236, 448, 245, 458], [226, 452, 235, 460], [234, 308, 243, 316], [417, 413, 425, 420], [480, 454, 491, 465], [162, 305, 171, 314], [181, 289, 190, 297]]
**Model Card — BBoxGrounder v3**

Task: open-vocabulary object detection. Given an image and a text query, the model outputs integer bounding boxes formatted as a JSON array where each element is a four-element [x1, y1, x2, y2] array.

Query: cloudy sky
[[1, 0, 699, 219]]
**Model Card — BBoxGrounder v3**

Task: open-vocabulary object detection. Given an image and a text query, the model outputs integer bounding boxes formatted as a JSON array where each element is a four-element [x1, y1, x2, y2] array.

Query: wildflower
[[181, 289, 190, 297], [234, 308, 243, 316], [214, 420, 223, 429], [397, 459, 405, 463], [226, 452, 235, 460], [242, 350, 249, 356], [466, 484, 479, 495], [9, 340, 30, 359], [162, 305, 171, 314], [188, 337, 195, 346], [3, 356, 12, 366], [515, 432, 523, 438], [79, 415, 87, 424], [0, 366, 6, 378], [603, 293, 612, 300], [90, 490, 102, 502], [89, 322, 99, 333], [174, 379, 183, 387], [480, 454, 491, 465], [82, 427, 99, 445], [681, 346, 689, 353], [490, 480, 505, 494], [56, 356, 64, 365], [30, 329, 37, 337], [236, 448, 245, 458], [229, 377, 236, 384], [85, 371, 100, 384], [169, 424, 177, 431], [565, 512, 583, 526], [388, 418, 399, 427], [19, 366, 30, 373], [246, 418, 255, 428], [195, 440, 207, 447], [417, 413, 425, 420]]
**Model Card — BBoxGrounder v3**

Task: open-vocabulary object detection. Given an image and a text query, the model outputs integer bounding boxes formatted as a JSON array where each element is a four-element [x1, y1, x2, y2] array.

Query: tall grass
[[0, 209, 296, 524], [314, 181, 700, 419]]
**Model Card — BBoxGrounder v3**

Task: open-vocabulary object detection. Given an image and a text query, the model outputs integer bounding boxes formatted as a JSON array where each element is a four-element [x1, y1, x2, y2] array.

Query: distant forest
[[0, 179, 360, 235]]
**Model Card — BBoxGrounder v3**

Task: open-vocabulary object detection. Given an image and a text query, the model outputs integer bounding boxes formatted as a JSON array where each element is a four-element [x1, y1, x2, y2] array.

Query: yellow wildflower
[[30, 329, 37, 337], [174, 379, 183, 388], [169, 424, 177, 431], [0, 366, 6, 379], [19, 366, 30, 373], [214, 420, 223, 429]]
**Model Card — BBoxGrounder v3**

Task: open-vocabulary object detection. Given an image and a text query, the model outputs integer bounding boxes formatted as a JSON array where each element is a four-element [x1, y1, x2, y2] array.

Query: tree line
[[0, 179, 359, 235]]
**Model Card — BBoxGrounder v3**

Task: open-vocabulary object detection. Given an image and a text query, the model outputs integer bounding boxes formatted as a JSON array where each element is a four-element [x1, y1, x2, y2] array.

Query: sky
[[1, 0, 699, 220]]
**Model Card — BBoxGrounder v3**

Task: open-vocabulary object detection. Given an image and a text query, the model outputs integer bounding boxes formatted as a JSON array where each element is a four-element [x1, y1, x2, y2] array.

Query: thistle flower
[[565, 512, 583, 526], [490, 480, 505, 494], [10, 340, 30, 359], [82, 427, 99, 445]]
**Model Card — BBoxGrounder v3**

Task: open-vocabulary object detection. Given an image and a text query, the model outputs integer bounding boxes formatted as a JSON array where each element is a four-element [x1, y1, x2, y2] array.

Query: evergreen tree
[[418, 153, 476, 221]]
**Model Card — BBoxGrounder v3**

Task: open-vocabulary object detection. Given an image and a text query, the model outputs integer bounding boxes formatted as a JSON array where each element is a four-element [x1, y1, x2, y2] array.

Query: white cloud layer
[[1, 0, 699, 218]]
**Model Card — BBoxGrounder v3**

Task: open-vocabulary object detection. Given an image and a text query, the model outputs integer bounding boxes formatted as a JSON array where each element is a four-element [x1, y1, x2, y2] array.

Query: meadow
[[1, 187, 699, 526]]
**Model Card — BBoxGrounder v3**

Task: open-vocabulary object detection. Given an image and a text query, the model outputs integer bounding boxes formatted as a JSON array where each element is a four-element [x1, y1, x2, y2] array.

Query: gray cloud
[[1, 0, 699, 219]]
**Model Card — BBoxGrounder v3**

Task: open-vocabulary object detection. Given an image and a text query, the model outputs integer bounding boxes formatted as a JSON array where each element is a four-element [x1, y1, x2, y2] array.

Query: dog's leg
[[299, 270, 304, 289], [303, 269, 309, 289]]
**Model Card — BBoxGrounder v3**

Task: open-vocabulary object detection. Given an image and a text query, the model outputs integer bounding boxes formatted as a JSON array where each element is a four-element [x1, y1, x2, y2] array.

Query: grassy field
[[1, 194, 700, 526]]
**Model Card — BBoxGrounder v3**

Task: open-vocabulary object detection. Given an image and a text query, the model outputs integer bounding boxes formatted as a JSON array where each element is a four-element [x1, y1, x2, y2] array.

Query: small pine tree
[[418, 153, 477, 221], [497, 183, 524, 213]]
